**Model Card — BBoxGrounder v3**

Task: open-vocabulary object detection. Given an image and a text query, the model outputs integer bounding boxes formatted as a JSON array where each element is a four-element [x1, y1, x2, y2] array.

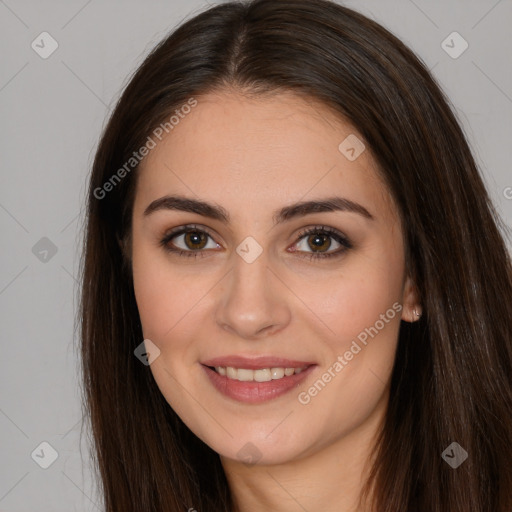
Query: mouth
[[200, 355, 317, 403], [207, 365, 308, 382]]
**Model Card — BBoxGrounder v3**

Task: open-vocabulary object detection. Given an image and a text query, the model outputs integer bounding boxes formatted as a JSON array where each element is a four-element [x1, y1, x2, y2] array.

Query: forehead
[[134, 90, 397, 224]]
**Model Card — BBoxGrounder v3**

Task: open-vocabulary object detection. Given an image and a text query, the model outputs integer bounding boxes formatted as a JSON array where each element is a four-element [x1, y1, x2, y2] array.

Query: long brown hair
[[79, 0, 512, 510]]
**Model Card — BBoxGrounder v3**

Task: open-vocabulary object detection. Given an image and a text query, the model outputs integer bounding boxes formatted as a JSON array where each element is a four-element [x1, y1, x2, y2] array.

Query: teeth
[[254, 368, 272, 382], [214, 366, 307, 381], [237, 368, 254, 382], [271, 368, 284, 379]]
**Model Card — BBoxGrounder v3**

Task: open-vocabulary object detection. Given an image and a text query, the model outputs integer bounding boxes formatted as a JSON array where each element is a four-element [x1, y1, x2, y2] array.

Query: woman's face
[[130, 90, 418, 465]]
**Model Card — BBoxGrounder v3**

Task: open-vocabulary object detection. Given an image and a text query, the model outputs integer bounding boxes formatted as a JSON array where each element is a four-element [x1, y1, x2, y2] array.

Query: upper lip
[[201, 355, 316, 370]]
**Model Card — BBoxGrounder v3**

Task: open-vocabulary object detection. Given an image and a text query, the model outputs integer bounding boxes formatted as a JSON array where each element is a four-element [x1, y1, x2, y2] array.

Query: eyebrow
[[143, 194, 374, 223]]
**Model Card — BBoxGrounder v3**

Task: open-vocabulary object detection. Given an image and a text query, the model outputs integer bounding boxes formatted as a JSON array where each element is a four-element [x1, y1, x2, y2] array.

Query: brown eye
[[160, 225, 220, 256], [183, 230, 208, 250], [292, 226, 353, 260], [307, 233, 332, 252]]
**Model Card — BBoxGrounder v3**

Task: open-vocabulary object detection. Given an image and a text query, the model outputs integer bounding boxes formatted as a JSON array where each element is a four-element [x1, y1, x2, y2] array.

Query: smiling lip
[[201, 355, 317, 404]]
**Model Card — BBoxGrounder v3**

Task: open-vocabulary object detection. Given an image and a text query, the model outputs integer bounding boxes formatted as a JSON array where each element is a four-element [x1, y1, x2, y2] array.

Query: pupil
[[309, 234, 330, 251], [185, 231, 206, 249]]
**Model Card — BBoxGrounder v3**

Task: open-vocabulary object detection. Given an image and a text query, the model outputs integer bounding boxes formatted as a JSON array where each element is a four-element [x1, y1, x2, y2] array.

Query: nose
[[214, 250, 291, 340]]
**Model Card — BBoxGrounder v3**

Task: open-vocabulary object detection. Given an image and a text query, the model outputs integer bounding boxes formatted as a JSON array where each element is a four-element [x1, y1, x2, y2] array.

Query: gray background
[[1, 0, 511, 510]]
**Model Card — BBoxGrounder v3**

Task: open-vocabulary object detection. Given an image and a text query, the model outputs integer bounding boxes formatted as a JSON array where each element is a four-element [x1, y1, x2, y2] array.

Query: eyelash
[[159, 224, 353, 261]]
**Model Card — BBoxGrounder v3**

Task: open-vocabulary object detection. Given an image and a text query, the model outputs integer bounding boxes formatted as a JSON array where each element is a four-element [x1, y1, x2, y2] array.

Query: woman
[[79, 0, 512, 510]]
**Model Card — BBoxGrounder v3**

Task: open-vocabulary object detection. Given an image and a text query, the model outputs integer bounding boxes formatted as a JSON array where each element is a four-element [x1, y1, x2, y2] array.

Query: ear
[[401, 274, 422, 323]]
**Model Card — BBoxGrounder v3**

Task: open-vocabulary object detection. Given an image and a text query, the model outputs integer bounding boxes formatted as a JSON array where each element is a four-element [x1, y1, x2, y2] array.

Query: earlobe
[[412, 307, 422, 320], [401, 275, 422, 323]]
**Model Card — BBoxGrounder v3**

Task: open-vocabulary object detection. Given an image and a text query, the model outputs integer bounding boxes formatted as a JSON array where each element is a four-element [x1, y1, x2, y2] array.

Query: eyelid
[[161, 223, 219, 242], [294, 225, 351, 245]]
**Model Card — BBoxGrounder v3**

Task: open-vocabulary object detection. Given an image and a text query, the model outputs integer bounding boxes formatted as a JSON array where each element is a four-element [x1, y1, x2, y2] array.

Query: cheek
[[300, 252, 404, 351], [132, 265, 172, 341], [292, 245, 404, 417], [132, 247, 212, 432], [132, 242, 204, 343]]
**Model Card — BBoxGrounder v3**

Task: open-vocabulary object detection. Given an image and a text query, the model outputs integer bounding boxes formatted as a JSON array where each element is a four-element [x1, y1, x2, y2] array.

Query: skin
[[130, 89, 421, 512]]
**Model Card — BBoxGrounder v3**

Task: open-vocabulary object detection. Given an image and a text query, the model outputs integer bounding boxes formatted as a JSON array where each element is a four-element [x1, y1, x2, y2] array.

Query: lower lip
[[201, 364, 316, 404]]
